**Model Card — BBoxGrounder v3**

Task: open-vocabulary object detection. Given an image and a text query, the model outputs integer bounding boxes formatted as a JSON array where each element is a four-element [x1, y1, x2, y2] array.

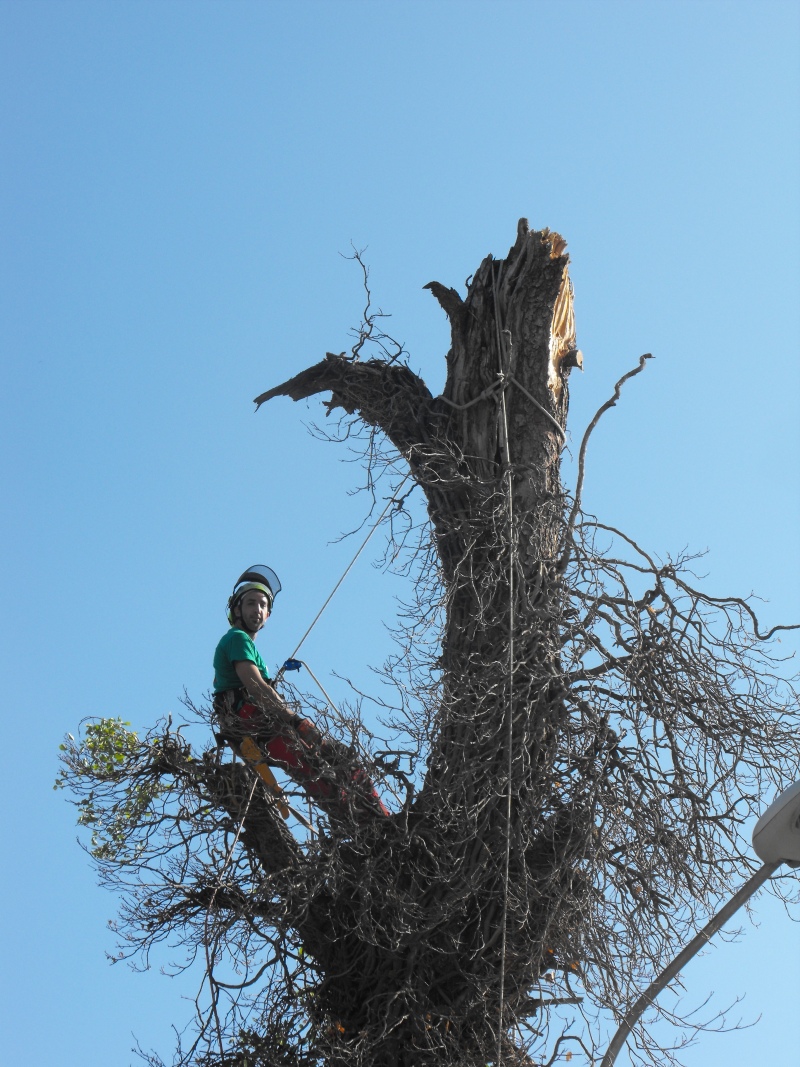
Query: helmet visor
[[233, 564, 282, 602]]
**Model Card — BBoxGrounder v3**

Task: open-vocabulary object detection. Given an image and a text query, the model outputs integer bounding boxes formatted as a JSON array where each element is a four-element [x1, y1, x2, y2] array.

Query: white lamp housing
[[752, 780, 800, 867]]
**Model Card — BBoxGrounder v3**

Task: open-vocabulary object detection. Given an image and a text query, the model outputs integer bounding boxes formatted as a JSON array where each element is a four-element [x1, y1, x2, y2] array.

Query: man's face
[[237, 590, 271, 634]]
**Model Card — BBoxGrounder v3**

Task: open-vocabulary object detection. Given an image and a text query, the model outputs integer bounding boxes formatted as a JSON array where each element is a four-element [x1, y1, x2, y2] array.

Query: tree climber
[[213, 565, 389, 822]]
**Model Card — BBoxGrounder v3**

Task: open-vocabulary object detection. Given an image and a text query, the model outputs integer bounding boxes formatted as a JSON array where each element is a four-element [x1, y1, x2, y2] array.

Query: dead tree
[[58, 221, 800, 1067]]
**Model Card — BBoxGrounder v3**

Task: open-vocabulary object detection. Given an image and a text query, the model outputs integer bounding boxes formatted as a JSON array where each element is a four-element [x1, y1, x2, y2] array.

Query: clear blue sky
[[1, 2, 798, 1065]]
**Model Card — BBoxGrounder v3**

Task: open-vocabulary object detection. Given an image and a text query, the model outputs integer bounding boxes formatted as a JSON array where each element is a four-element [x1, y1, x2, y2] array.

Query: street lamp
[[600, 780, 800, 1067]]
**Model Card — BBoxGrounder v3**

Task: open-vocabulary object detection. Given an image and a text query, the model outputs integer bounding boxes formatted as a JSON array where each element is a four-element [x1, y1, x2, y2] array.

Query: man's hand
[[296, 718, 322, 746]]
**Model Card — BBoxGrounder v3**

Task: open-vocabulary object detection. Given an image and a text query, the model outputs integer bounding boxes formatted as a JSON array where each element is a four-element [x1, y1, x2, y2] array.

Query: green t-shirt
[[213, 628, 271, 692]]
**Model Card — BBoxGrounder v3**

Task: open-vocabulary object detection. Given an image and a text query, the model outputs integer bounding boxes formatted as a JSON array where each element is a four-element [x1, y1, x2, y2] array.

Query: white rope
[[508, 374, 567, 442], [276, 472, 412, 681], [297, 658, 343, 718], [435, 379, 504, 411], [436, 368, 566, 445], [492, 264, 516, 1067]]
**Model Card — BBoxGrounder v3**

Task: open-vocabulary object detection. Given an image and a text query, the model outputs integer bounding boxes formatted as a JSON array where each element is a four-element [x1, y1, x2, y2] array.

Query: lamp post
[[600, 780, 800, 1067]]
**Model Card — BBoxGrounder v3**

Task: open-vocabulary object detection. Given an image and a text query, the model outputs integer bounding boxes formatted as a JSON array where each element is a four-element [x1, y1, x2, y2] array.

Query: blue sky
[[1, 2, 798, 1065]]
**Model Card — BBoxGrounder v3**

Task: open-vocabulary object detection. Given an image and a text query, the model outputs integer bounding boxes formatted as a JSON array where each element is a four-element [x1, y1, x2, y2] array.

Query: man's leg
[[262, 731, 339, 804], [237, 701, 388, 820]]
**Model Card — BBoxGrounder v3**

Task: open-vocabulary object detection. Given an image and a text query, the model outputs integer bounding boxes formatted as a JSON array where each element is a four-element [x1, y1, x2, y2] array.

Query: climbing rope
[[492, 262, 517, 1067], [437, 374, 566, 444], [284, 657, 343, 719], [275, 473, 413, 683]]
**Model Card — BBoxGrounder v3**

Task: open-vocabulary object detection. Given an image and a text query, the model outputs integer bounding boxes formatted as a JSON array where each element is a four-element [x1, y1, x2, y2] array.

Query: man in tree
[[213, 564, 388, 820], [58, 225, 800, 1067]]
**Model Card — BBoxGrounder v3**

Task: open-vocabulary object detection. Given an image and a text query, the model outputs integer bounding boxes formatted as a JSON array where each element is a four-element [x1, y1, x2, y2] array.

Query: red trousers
[[236, 700, 389, 819]]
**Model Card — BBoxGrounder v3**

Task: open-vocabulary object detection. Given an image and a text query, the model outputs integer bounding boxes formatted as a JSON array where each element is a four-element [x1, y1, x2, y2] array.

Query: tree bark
[[254, 221, 584, 1064]]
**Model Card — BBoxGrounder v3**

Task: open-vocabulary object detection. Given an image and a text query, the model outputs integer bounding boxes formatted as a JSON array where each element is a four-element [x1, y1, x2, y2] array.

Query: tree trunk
[[255, 220, 585, 1065]]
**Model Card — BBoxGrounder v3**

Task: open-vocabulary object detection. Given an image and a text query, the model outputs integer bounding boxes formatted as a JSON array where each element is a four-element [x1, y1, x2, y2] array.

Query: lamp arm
[[600, 861, 781, 1067]]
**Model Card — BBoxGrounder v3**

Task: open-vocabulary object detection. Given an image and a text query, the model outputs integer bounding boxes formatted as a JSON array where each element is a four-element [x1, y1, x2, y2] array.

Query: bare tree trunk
[[254, 220, 585, 1064]]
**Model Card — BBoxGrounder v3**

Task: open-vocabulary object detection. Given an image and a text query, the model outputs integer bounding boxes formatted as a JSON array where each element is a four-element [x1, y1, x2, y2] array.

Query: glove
[[296, 718, 322, 746]]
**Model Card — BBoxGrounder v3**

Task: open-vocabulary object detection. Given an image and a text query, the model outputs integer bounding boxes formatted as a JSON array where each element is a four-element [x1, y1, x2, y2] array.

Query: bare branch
[[559, 354, 653, 572]]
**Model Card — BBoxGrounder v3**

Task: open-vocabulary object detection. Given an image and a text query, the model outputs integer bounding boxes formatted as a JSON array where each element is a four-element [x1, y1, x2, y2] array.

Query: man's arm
[[234, 660, 298, 728]]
